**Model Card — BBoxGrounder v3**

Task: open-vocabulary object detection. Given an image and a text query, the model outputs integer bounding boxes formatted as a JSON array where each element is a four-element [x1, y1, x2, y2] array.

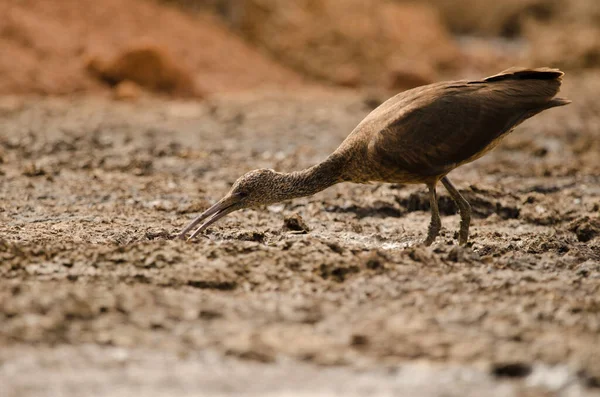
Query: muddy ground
[[0, 74, 599, 396]]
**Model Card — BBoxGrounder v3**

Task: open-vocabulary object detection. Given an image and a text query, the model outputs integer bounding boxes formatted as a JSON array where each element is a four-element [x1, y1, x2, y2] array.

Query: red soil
[[0, 0, 306, 96]]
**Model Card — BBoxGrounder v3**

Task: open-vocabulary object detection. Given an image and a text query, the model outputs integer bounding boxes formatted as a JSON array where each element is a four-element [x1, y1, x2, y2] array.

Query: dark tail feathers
[[483, 67, 571, 108], [484, 67, 564, 82], [547, 97, 571, 108]]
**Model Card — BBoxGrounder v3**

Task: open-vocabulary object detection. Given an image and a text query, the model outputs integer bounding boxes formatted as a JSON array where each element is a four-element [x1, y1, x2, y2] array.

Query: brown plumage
[[178, 67, 570, 245]]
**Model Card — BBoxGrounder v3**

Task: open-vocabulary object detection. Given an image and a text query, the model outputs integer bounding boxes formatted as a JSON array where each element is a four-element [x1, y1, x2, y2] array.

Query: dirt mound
[[221, 0, 460, 90], [0, 0, 305, 96], [86, 44, 198, 97]]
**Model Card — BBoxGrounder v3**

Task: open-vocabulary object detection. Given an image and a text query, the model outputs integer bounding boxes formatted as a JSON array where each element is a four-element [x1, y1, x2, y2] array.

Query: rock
[[491, 362, 532, 378], [113, 80, 143, 101], [569, 216, 600, 243], [22, 163, 47, 177], [86, 43, 199, 97], [283, 213, 310, 233], [0, 97, 24, 115], [333, 64, 362, 88]]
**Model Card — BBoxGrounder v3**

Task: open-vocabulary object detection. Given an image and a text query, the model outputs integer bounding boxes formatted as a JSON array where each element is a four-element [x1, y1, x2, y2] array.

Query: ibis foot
[[441, 176, 471, 246], [423, 184, 441, 246]]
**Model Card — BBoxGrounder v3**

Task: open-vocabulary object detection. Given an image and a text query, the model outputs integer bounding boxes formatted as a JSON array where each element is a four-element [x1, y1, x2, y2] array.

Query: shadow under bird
[[178, 67, 570, 245]]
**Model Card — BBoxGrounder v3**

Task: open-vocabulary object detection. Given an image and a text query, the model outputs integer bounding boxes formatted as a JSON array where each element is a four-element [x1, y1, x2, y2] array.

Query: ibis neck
[[275, 153, 347, 201]]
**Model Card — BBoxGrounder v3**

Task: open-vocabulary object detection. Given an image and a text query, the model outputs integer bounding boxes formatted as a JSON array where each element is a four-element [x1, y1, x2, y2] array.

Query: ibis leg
[[441, 176, 471, 245], [424, 183, 441, 246]]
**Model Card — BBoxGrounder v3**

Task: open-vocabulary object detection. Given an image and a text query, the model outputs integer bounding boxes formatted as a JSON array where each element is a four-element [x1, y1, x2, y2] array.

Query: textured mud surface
[[1, 75, 599, 396]]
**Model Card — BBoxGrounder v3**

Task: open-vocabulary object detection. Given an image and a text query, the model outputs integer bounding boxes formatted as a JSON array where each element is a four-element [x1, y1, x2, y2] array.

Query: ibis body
[[179, 67, 570, 245]]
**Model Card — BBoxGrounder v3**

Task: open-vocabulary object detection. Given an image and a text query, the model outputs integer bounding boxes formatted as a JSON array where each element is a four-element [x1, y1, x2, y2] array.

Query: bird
[[178, 67, 570, 245]]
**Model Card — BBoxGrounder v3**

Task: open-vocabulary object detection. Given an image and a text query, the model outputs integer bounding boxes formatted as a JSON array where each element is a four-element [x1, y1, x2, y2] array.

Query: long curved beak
[[177, 195, 240, 240]]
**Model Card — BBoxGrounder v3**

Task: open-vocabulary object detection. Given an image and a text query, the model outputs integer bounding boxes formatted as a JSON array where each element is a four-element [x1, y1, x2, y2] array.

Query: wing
[[367, 68, 568, 178]]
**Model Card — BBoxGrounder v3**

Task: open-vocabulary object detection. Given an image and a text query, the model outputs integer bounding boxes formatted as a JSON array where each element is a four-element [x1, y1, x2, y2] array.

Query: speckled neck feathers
[[271, 153, 347, 202]]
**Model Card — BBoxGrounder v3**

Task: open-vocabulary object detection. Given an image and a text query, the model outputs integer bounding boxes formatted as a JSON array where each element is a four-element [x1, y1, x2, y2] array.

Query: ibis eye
[[237, 191, 249, 198]]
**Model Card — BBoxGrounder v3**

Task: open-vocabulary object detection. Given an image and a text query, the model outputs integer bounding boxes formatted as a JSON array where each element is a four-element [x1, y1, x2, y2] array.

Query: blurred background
[[1, 0, 598, 99]]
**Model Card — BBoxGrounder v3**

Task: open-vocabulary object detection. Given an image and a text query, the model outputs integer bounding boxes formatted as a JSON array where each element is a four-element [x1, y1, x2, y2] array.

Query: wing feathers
[[363, 68, 570, 180]]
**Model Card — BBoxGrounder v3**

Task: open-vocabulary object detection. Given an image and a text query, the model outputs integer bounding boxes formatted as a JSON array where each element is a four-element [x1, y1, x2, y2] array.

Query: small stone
[[283, 213, 310, 233], [22, 163, 46, 177], [0, 97, 23, 115], [491, 362, 532, 378], [334, 64, 361, 88], [113, 80, 142, 101], [350, 334, 369, 347], [569, 216, 600, 242], [364, 251, 386, 270]]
